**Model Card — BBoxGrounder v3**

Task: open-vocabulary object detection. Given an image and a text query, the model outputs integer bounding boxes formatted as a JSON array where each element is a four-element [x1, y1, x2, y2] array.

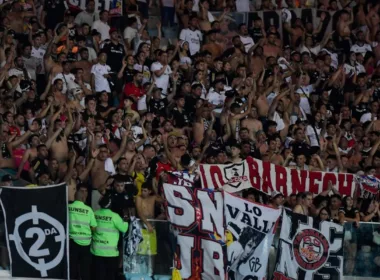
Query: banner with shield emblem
[[272, 208, 344, 280]]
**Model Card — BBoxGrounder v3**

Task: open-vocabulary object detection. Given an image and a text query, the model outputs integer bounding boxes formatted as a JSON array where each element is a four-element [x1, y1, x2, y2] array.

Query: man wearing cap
[[92, 10, 110, 41], [268, 191, 284, 209], [0, 175, 14, 187], [102, 28, 126, 74], [147, 87, 168, 117]]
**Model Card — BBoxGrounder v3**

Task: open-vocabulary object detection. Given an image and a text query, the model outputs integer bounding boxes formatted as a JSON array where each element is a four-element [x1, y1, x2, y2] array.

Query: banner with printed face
[[0, 183, 69, 279], [272, 208, 344, 280], [224, 192, 281, 280], [198, 157, 355, 197], [67, 0, 122, 16], [163, 183, 226, 280]]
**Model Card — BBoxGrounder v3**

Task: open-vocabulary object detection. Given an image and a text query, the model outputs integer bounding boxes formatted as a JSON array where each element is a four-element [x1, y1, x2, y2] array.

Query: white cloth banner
[[273, 208, 344, 280], [224, 192, 281, 280], [163, 183, 225, 280], [199, 157, 356, 197]]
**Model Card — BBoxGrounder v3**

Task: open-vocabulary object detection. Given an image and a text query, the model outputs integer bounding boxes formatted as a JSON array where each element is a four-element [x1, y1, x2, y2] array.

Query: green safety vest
[[69, 200, 97, 246], [90, 208, 129, 257]]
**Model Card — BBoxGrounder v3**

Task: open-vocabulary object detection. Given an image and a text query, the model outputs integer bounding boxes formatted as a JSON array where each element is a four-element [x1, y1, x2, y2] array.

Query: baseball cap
[[109, 27, 118, 35], [271, 191, 284, 199], [124, 96, 135, 103], [91, 29, 101, 36], [1, 174, 13, 182], [7, 29, 15, 37]]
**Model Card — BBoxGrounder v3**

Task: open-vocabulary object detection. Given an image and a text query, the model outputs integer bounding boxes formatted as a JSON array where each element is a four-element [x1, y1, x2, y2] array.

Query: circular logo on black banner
[[8, 205, 66, 277], [293, 229, 329, 270]]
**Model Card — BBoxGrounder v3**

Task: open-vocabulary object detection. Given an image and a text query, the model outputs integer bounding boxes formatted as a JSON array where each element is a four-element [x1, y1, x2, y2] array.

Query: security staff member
[[69, 190, 97, 280], [91, 195, 129, 280]]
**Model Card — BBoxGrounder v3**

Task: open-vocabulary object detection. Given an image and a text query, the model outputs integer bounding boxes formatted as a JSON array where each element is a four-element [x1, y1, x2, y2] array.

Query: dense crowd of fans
[[0, 0, 380, 278]]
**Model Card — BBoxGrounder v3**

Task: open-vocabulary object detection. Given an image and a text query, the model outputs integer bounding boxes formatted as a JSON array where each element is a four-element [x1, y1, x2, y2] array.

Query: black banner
[[0, 183, 69, 279]]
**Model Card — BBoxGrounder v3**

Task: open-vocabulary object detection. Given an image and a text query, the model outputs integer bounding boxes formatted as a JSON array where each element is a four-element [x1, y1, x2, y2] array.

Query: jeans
[[161, 6, 175, 26]]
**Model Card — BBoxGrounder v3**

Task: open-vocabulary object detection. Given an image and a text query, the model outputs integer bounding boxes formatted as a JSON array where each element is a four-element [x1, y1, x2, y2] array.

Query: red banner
[[199, 157, 355, 197]]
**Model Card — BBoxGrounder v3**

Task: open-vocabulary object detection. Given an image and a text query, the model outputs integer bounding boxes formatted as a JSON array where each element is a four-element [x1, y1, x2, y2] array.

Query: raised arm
[[64, 108, 74, 137], [111, 132, 128, 162]]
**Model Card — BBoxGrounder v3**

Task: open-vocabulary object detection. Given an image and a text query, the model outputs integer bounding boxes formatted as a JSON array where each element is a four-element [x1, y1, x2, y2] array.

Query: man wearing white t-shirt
[[52, 61, 76, 95], [91, 10, 110, 41], [91, 52, 111, 93], [123, 17, 138, 49], [295, 72, 320, 115], [179, 16, 203, 56], [150, 50, 172, 97], [238, 23, 254, 53], [350, 30, 372, 57]]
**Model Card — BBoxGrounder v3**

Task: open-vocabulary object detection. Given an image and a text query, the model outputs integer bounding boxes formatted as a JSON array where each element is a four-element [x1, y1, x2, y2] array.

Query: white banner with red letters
[[272, 208, 344, 280], [163, 183, 226, 280], [224, 192, 281, 280], [163, 183, 283, 280], [198, 157, 356, 197]]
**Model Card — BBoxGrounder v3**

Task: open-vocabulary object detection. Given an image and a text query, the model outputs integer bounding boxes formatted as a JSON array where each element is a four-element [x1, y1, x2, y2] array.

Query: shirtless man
[[90, 132, 127, 209], [229, 93, 254, 140], [44, 28, 68, 76], [52, 79, 66, 105], [6, 1, 35, 34], [293, 192, 313, 215], [337, 9, 353, 39], [136, 182, 164, 231], [241, 107, 263, 141], [202, 30, 224, 59], [249, 46, 265, 76], [263, 33, 282, 58], [284, 18, 305, 48], [16, 133, 40, 180], [47, 106, 73, 177]]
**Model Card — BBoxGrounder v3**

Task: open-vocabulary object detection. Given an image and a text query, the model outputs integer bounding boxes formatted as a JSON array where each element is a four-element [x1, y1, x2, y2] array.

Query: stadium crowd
[[0, 0, 380, 278]]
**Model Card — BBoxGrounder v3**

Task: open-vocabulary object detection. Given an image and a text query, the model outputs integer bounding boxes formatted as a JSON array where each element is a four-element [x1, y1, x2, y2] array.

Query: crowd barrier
[[122, 220, 380, 279]]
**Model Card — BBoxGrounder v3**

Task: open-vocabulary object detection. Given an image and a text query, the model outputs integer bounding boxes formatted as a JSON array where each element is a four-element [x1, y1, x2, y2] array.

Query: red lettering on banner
[[248, 158, 261, 190], [291, 169, 307, 193], [199, 165, 209, 188], [262, 162, 274, 194], [338, 174, 353, 196], [209, 166, 225, 190], [309, 171, 322, 194], [275, 165, 288, 196], [322, 173, 337, 192]]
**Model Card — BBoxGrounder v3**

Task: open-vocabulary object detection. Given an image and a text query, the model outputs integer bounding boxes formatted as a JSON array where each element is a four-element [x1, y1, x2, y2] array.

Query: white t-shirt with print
[[239, 35, 254, 53], [179, 28, 202, 56], [53, 73, 76, 94], [91, 63, 111, 93], [150, 62, 172, 96], [296, 85, 313, 115]]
